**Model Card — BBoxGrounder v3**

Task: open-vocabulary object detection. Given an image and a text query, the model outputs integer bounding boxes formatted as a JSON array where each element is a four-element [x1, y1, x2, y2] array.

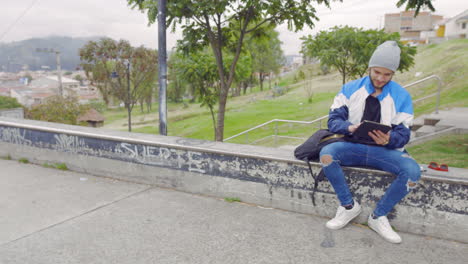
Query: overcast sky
[[1, 0, 466, 55]]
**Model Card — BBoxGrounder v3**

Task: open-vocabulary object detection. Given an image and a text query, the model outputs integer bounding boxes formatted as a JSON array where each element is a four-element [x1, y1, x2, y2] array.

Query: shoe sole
[[368, 223, 402, 244], [326, 207, 362, 230]]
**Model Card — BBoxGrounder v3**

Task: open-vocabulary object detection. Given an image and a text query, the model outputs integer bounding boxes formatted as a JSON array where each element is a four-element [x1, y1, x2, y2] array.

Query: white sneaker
[[326, 201, 362, 230], [368, 214, 402, 244]]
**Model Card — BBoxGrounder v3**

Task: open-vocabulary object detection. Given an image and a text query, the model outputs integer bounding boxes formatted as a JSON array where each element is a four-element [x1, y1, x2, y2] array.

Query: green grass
[[55, 163, 69, 170], [224, 197, 242, 203], [1, 154, 12, 160], [42, 163, 55, 168], [396, 39, 468, 115], [407, 134, 468, 168], [19, 158, 29, 164], [131, 90, 336, 141], [42, 162, 68, 170]]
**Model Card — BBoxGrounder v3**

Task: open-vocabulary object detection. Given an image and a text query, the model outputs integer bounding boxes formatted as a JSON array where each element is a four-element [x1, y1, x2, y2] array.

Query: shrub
[[0, 95, 22, 109], [26, 96, 89, 125]]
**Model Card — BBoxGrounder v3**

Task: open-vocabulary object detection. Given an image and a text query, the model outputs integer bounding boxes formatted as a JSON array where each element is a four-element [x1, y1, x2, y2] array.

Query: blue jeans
[[319, 142, 421, 217]]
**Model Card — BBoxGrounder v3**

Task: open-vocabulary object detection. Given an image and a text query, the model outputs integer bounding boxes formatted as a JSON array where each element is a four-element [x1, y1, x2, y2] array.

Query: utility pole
[[36, 48, 63, 96], [158, 0, 168, 136], [55, 50, 63, 97]]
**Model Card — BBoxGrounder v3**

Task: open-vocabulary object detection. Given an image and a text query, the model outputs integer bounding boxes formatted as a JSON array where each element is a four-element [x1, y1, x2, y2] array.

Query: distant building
[[29, 75, 99, 103], [0, 71, 101, 107], [384, 11, 443, 42], [0, 80, 27, 97], [10, 88, 56, 107], [30, 76, 80, 94], [282, 55, 304, 73], [444, 9, 468, 39]]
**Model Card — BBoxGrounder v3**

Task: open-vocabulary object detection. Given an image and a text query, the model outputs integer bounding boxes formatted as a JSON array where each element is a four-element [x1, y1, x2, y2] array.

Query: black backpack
[[294, 129, 345, 205]]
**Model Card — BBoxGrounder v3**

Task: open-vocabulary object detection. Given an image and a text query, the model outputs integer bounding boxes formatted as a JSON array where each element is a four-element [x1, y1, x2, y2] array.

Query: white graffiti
[[187, 151, 207, 174], [0, 128, 31, 145], [54, 134, 87, 152], [114, 143, 208, 173], [117, 143, 177, 167]]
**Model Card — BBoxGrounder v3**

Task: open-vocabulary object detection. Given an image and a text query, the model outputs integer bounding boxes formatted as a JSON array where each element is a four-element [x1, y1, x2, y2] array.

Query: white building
[[10, 88, 55, 107], [444, 9, 468, 39], [30, 76, 79, 94]]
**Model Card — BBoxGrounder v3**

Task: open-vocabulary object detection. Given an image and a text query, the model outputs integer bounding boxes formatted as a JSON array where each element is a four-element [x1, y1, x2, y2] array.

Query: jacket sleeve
[[386, 124, 411, 149], [386, 89, 414, 149], [328, 106, 353, 135]]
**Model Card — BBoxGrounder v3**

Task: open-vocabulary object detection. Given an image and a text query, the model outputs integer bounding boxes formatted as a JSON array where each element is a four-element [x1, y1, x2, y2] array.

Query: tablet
[[353, 120, 391, 139]]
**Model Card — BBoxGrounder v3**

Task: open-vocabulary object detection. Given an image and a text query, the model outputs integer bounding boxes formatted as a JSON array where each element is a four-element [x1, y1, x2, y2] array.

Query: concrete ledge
[[1, 117, 467, 242]]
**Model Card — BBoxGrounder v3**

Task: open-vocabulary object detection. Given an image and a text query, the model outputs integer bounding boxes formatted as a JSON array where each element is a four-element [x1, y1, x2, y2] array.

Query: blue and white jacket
[[328, 76, 413, 151]]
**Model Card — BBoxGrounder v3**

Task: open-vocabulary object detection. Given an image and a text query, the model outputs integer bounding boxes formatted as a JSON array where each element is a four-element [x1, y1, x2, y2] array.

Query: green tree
[[26, 96, 89, 125], [79, 38, 158, 131], [79, 39, 114, 106], [128, 0, 332, 141], [0, 96, 22, 109], [176, 49, 220, 138], [73, 74, 84, 85], [138, 81, 156, 113], [230, 51, 253, 97], [397, 0, 435, 16], [167, 52, 187, 103], [246, 26, 284, 91], [301, 26, 416, 85]]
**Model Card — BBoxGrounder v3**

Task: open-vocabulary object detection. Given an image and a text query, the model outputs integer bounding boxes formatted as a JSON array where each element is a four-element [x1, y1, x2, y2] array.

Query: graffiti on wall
[[0, 127, 31, 145], [0, 124, 466, 216]]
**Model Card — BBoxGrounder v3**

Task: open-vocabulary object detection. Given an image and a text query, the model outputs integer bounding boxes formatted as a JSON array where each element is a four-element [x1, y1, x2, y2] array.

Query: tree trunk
[[268, 72, 272, 90], [259, 73, 264, 91], [209, 104, 217, 141], [126, 103, 132, 132], [205, 10, 252, 141], [215, 87, 228, 141]]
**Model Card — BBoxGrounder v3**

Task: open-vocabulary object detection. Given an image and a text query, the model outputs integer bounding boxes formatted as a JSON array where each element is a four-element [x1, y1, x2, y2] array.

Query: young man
[[319, 41, 421, 243]]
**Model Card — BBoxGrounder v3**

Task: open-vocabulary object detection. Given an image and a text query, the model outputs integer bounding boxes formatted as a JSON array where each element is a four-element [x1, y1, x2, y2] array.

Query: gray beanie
[[368, 41, 401, 72]]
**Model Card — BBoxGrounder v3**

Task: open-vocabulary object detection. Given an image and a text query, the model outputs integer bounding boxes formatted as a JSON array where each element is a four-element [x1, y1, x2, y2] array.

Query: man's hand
[[348, 123, 361, 133], [368, 130, 391, 146]]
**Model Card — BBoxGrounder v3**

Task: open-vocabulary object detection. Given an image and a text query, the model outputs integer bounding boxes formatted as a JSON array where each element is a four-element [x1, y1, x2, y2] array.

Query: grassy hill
[[103, 39, 468, 145], [392, 39, 468, 115]]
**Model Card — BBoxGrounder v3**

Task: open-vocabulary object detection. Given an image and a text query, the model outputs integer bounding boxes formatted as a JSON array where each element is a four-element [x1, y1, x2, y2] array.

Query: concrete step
[[411, 124, 423, 131], [436, 118, 468, 130], [424, 118, 440, 126], [415, 125, 438, 137], [434, 125, 453, 132]]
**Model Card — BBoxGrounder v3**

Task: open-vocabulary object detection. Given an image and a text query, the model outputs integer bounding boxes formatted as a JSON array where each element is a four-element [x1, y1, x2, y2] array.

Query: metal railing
[[223, 116, 328, 144], [223, 75, 442, 146]]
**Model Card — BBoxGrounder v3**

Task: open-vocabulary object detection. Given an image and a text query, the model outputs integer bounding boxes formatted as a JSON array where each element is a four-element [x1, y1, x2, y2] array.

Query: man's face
[[369, 67, 394, 89]]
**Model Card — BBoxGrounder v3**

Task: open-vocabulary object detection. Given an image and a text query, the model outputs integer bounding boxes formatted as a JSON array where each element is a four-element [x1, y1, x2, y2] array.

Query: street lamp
[[36, 48, 63, 97]]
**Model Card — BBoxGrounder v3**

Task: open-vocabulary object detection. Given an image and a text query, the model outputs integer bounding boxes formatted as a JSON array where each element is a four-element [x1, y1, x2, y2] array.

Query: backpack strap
[[306, 161, 322, 206]]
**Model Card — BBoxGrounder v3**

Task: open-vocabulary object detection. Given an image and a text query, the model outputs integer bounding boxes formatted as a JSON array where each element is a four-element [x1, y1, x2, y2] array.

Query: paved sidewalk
[[1, 159, 467, 264]]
